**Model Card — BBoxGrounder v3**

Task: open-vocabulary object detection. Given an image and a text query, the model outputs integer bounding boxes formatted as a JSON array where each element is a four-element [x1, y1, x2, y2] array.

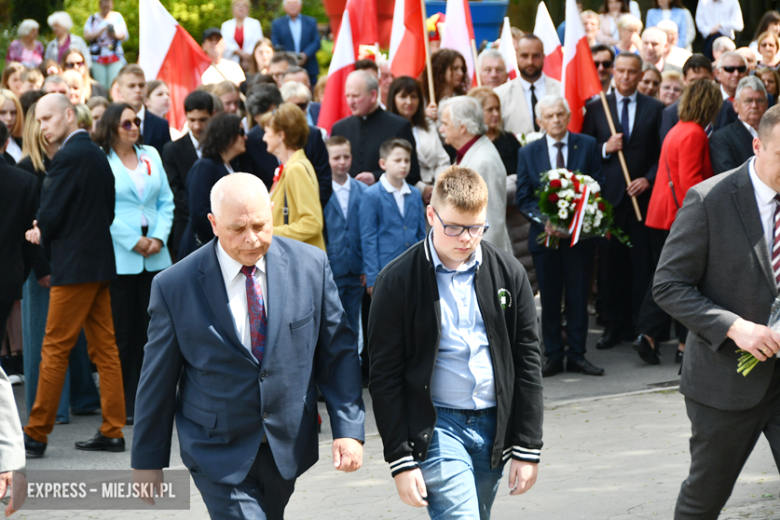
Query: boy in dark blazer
[[359, 138, 426, 294], [369, 165, 543, 518], [324, 136, 366, 345]]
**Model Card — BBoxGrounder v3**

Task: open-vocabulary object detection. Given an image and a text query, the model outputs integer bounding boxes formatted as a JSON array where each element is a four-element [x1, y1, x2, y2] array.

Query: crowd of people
[[1, 0, 779, 518]]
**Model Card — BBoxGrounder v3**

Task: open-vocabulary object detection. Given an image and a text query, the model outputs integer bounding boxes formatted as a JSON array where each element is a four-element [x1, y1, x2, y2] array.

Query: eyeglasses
[[295, 102, 308, 112], [433, 208, 489, 237], [65, 61, 85, 69], [594, 60, 613, 69], [120, 118, 142, 131], [721, 65, 747, 74], [238, 127, 245, 137]]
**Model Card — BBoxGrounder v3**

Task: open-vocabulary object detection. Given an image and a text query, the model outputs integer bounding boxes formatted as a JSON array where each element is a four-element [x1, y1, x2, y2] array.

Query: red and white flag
[[389, 0, 427, 79], [498, 17, 519, 80], [318, 1, 360, 134], [562, 0, 602, 132], [333, 0, 378, 50], [138, 0, 211, 132], [533, 1, 562, 81], [440, 0, 477, 84]]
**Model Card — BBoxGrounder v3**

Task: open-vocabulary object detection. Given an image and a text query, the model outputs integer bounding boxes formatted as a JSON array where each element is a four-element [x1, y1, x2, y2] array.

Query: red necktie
[[241, 265, 266, 363]]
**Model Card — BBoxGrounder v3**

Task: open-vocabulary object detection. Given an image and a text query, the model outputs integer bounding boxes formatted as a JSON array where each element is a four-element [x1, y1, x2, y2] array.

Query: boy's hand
[[367, 286, 373, 297], [356, 173, 376, 185], [360, 274, 366, 287], [394, 469, 428, 507], [508, 460, 538, 496]]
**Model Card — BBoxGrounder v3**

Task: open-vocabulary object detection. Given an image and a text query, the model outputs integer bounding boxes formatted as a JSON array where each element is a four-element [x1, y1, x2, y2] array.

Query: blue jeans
[[420, 407, 504, 520], [22, 273, 100, 423]]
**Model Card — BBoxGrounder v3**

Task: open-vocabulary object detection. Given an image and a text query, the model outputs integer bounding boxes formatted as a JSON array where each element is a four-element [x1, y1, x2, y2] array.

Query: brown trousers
[[25, 282, 125, 443]]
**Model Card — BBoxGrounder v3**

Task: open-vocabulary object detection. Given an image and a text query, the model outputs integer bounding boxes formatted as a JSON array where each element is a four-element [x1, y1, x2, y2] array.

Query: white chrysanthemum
[[596, 210, 604, 219], [558, 209, 568, 220], [583, 223, 592, 233], [557, 199, 568, 209], [548, 172, 560, 181], [560, 189, 575, 200], [559, 178, 569, 189]]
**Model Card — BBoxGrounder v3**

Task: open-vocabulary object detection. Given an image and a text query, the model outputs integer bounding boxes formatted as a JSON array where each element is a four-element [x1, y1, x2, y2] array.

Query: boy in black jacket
[[368, 165, 543, 519]]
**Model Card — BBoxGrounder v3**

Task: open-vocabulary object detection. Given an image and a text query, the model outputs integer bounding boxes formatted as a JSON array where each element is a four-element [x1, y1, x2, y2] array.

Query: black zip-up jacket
[[368, 235, 543, 476]]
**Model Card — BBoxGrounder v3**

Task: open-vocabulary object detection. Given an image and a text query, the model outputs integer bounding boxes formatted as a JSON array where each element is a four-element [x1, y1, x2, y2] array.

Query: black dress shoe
[[596, 329, 622, 350], [566, 358, 605, 376], [24, 433, 46, 458], [542, 359, 565, 377], [75, 431, 125, 452], [633, 335, 660, 365]]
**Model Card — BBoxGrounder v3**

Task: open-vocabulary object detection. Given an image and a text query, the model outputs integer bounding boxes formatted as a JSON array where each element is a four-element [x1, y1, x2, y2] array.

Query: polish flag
[[498, 17, 519, 80], [534, 1, 563, 81], [389, 0, 427, 79], [561, 0, 603, 132], [138, 0, 211, 132], [318, 1, 359, 134], [333, 0, 378, 50], [440, 0, 477, 85]]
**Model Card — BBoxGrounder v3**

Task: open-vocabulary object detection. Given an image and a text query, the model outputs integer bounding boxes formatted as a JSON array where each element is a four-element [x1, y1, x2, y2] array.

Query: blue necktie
[[621, 98, 631, 144]]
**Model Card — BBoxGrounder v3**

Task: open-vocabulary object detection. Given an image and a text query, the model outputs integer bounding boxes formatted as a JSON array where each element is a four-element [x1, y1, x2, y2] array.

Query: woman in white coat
[[386, 76, 451, 204], [221, 0, 263, 70]]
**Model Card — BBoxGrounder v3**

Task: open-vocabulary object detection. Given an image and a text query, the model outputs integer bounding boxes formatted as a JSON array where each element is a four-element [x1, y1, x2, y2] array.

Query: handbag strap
[[283, 190, 289, 225], [663, 140, 681, 210]]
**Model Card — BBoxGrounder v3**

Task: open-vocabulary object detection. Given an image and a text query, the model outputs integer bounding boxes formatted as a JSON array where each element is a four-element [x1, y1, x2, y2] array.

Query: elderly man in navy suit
[[517, 94, 605, 378], [271, 0, 320, 87], [131, 173, 365, 520]]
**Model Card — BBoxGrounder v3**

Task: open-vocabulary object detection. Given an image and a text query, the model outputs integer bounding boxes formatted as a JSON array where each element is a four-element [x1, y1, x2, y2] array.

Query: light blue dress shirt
[[428, 234, 496, 410], [288, 15, 302, 53]]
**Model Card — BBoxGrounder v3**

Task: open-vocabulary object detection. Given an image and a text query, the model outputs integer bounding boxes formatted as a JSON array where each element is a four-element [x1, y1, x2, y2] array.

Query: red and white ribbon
[[568, 185, 590, 247]]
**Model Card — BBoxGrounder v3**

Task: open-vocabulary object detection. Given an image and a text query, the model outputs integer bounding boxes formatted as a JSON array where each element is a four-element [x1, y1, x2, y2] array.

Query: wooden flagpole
[[421, 0, 436, 103], [598, 91, 642, 222]]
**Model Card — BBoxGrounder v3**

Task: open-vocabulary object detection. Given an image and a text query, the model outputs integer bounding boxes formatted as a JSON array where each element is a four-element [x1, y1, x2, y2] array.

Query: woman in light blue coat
[[93, 102, 174, 424], [646, 0, 688, 48]]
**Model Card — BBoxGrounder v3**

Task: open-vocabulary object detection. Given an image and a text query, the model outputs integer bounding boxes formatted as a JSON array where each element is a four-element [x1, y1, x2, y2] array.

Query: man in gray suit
[[654, 106, 780, 519], [0, 367, 24, 516], [131, 173, 365, 519]]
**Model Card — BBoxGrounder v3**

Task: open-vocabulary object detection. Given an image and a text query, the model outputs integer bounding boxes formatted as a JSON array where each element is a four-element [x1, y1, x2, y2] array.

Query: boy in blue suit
[[360, 138, 426, 295], [324, 136, 366, 343]]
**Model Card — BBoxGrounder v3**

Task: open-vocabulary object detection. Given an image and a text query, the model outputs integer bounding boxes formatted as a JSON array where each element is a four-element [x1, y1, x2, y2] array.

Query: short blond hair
[[431, 166, 488, 214]]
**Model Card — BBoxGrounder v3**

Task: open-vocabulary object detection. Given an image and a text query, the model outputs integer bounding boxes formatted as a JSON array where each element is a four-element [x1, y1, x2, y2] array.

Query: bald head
[[36, 93, 77, 145], [208, 173, 274, 266], [345, 70, 379, 117]]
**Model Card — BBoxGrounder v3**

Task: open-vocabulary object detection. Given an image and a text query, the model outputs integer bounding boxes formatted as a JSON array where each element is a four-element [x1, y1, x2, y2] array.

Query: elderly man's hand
[[355, 172, 376, 186], [332, 438, 363, 472]]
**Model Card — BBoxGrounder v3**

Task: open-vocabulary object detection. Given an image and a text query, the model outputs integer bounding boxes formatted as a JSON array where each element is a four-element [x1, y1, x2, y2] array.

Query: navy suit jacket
[[516, 133, 604, 253], [271, 15, 320, 83], [324, 178, 367, 279], [178, 158, 229, 260], [143, 111, 172, 157], [131, 237, 365, 484]]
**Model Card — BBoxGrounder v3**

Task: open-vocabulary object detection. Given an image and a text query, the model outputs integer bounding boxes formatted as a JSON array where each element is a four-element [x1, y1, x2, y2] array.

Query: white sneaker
[[8, 374, 21, 385]]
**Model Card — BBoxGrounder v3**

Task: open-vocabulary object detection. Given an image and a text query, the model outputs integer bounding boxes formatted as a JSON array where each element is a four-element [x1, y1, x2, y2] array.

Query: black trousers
[[702, 33, 720, 62], [533, 240, 596, 363], [191, 442, 296, 520], [603, 198, 654, 335], [0, 299, 14, 342], [637, 228, 688, 342], [110, 269, 156, 417], [675, 363, 780, 519]]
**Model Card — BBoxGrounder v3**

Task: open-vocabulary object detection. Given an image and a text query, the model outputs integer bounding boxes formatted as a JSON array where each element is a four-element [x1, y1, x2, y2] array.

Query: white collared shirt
[[721, 84, 731, 101], [742, 120, 758, 139], [137, 106, 145, 136], [748, 158, 778, 252], [332, 177, 351, 218], [216, 241, 268, 354], [519, 74, 547, 121], [5, 137, 21, 162], [379, 174, 412, 216], [546, 132, 569, 169], [189, 130, 203, 159], [695, 0, 744, 40]]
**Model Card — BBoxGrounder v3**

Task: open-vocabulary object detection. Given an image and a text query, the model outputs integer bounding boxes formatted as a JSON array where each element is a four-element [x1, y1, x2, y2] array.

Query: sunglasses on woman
[[120, 118, 142, 131], [65, 60, 85, 69]]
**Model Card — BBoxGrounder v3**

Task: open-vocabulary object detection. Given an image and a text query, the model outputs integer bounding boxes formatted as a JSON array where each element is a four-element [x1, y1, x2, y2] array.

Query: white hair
[[717, 51, 747, 68], [478, 48, 505, 70], [713, 36, 737, 55], [617, 14, 642, 32], [47, 11, 74, 31], [283, 0, 302, 5], [735, 75, 767, 100], [535, 94, 571, 120], [17, 19, 40, 37], [347, 69, 379, 94], [280, 80, 312, 103], [655, 19, 678, 36], [439, 96, 487, 136], [210, 173, 270, 218]]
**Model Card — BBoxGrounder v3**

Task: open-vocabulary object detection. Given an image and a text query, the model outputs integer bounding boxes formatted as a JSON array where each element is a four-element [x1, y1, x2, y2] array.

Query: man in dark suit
[[131, 173, 364, 519], [271, 0, 320, 87], [654, 105, 780, 520], [244, 84, 332, 207], [162, 91, 215, 261], [116, 64, 171, 156], [282, 66, 321, 126], [581, 52, 664, 350], [23, 94, 125, 458], [517, 94, 605, 377], [710, 75, 767, 174], [659, 54, 735, 143], [331, 70, 421, 187]]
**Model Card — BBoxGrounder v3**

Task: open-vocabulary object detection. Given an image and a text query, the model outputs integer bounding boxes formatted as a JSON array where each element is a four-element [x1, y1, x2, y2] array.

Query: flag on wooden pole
[[561, 0, 602, 132], [389, 0, 426, 79]]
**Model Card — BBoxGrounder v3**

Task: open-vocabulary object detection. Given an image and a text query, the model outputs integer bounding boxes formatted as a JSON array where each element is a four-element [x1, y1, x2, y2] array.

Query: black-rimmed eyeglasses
[[432, 207, 489, 237]]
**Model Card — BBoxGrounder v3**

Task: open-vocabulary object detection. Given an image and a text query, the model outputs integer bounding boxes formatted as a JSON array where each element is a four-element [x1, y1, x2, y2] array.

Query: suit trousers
[[334, 274, 364, 359], [532, 240, 596, 363], [675, 362, 780, 519], [0, 299, 13, 340], [603, 198, 653, 335], [25, 281, 125, 443], [637, 228, 688, 343], [110, 270, 156, 418], [191, 442, 296, 520]]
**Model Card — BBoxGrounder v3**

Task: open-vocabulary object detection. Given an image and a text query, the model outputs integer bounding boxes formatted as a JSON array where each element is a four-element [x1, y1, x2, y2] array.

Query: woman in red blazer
[[634, 79, 723, 366]]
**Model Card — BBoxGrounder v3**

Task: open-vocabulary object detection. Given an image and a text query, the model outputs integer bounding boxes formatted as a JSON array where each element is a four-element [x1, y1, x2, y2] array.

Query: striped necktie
[[773, 195, 780, 289], [241, 265, 266, 363]]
